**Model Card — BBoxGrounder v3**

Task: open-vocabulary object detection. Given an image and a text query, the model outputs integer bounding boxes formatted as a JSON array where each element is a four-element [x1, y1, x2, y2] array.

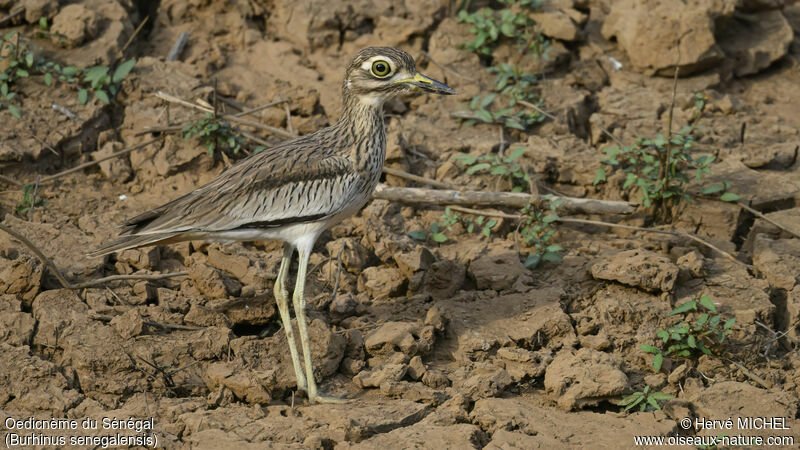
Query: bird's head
[[343, 47, 456, 106]]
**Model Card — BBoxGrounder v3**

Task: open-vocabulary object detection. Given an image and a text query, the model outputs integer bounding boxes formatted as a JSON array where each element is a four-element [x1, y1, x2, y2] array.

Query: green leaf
[[431, 233, 448, 243], [652, 353, 663, 371], [95, 89, 110, 104], [669, 301, 696, 316], [454, 154, 477, 165], [542, 214, 558, 224], [698, 295, 717, 312], [508, 146, 525, 161], [720, 192, 740, 202], [542, 251, 562, 262], [646, 397, 661, 410], [466, 163, 491, 174], [593, 167, 606, 185], [649, 392, 674, 401], [7, 104, 20, 118], [44, 72, 52, 86], [656, 330, 669, 343], [700, 184, 724, 194], [16, 69, 29, 78], [112, 59, 136, 83], [408, 230, 427, 241], [25, 52, 34, 68], [545, 245, 562, 252], [723, 318, 736, 330], [687, 335, 696, 348], [524, 253, 541, 269], [475, 108, 493, 123], [640, 345, 660, 354], [78, 89, 88, 104], [62, 66, 79, 76]]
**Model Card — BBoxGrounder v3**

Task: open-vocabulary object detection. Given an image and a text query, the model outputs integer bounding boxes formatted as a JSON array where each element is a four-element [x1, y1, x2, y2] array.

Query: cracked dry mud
[[1, 0, 800, 448]]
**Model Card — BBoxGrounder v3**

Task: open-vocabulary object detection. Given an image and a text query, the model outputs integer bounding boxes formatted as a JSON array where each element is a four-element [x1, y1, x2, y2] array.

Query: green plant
[[519, 195, 562, 268], [641, 295, 735, 371], [454, 146, 530, 192], [408, 206, 497, 243], [457, 0, 550, 132], [78, 59, 136, 104], [594, 93, 739, 218], [467, 64, 545, 130], [620, 385, 674, 412], [0, 81, 20, 118], [15, 184, 47, 215], [182, 113, 245, 155]]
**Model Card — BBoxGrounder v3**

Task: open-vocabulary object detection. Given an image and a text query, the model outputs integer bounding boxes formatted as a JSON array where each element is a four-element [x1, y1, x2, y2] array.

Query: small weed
[[620, 385, 674, 412], [641, 295, 735, 371], [182, 113, 245, 155], [519, 195, 562, 268], [15, 184, 47, 215], [457, 0, 549, 132], [408, 206, 497, 243], [454, 146, 530, 192], [0, 30, 135, 116], [594, 93, 738, 219]]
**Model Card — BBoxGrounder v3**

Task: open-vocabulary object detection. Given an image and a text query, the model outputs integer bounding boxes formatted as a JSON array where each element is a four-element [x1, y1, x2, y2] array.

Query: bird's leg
[[274, 244, 307, 392], [292, 240, 347, 404]]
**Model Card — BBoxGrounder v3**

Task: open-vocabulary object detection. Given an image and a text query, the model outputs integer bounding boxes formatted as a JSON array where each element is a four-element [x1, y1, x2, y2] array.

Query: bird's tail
[[87, 232, 180, 258]]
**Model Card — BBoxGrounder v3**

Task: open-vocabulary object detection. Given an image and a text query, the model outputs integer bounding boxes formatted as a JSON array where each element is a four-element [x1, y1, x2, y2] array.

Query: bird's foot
[[309, 392, 348, 404]]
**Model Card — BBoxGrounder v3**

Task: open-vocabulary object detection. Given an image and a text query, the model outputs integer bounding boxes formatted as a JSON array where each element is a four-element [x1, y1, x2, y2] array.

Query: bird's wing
[[122, 141, 358, 236]]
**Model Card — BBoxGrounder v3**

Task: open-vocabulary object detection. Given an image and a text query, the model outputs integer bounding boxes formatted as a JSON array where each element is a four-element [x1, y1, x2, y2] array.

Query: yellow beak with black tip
[[398, 72, 456, 95]]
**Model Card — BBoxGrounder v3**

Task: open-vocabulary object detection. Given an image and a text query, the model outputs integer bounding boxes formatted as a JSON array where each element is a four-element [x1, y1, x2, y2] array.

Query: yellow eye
[[371, 60, 391, 78]]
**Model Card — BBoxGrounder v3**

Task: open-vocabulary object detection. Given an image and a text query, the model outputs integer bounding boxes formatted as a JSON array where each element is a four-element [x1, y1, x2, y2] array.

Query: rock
[[668, 363, 691, 384], [602, 0, 734, 75], [184, 303, 230, 327], [358, 267, 405, 300], [326, 238, 371, 273], [23, 0, 59, 23], [424, 305, 448, 332], [544, 348, 628, 410], [699, 259, 774, 328], [742, 141, 799, 170], [329, 293, 358, 316], [469, 252, 528, 291], [31, 289, 90, 347], [379, 380, 448, 405], [591, 249, 679, 292], [645, 373, 667, 389], [208, 295, 277, 327], [0, 344, 83, 415], [301, 399, 430, 443], [752, 236, 800, 290], [0, 294, 35, 346], [347, 422, 483, 449], [203, 361, 274, 404], [0, 251, 43, 307], [413, 259, 466, 300], [51, 4, 101, 47], [530, 3, 586, 41], [364, 322, 435, 357], [579, 333, 612, 351], [717, 9, 794, 77], [689, 381, 797, 439], [189, 262, 241, 298], [110, 308, 145, 339], [495, 347, 553, 381], [117, 247, 161, 271], [677, 250, 707, 280], [472, 397, 675, 447], [206, 245, 251, 281], [353, 364, 408, 389], [422, 369, 450, 389], [455, 364, 513, 398], [393, 247, 435, 280], [92, 141, 134, 182], [407, 356, 426, 380], [305, 319, 347, 379], [422, 393, 471, 426]]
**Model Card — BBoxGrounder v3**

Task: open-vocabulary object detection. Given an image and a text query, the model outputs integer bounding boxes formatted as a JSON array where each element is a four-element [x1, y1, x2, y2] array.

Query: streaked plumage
[[91, 47, 455, 403]]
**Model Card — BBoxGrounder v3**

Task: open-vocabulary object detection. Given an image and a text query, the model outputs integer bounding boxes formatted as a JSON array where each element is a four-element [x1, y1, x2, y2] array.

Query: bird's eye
[[371, 60, 391, 78]]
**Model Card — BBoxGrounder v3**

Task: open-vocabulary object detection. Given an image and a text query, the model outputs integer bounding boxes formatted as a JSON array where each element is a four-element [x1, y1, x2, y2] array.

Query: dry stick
[[117, 15, 149, 59], [233, 99, 289, 118], [284, 102, 294, 135], [445, 205, 749, 268], [381, 166, 459, 190], [37, 138, 159, 185], [372, 184, 636, 215], [725, 359, 771, 390], [732, 200, 800, 240], [0, 7, 23, 28], [70, 271, 189, 290], [155, 91, 296, 139], [166, 31, 190, 62], [90, 313, 204, 331], [0, 174, 23, 187], [0, 222, 71, 288], [420, 50, 477, 83]]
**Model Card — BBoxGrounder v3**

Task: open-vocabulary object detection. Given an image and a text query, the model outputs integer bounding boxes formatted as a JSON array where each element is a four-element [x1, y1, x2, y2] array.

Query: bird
[[89, 47, 455, 404]]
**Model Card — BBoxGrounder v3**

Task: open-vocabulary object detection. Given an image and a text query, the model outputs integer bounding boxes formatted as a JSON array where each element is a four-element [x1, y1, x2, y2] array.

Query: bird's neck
[[335, 87, 387, 172]]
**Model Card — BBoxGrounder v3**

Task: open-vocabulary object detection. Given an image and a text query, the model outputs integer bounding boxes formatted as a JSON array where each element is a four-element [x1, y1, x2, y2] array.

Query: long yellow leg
[[292, 239, 346, 404], [274, 244, 306, 391]]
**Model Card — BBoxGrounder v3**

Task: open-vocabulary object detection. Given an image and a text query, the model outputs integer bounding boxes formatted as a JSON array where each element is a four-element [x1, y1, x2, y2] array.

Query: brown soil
[[2, 0, 800, 448]]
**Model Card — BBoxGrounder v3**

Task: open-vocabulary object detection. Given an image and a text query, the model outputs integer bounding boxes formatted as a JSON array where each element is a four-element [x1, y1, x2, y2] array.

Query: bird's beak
[[399, 72, 456, 95]]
